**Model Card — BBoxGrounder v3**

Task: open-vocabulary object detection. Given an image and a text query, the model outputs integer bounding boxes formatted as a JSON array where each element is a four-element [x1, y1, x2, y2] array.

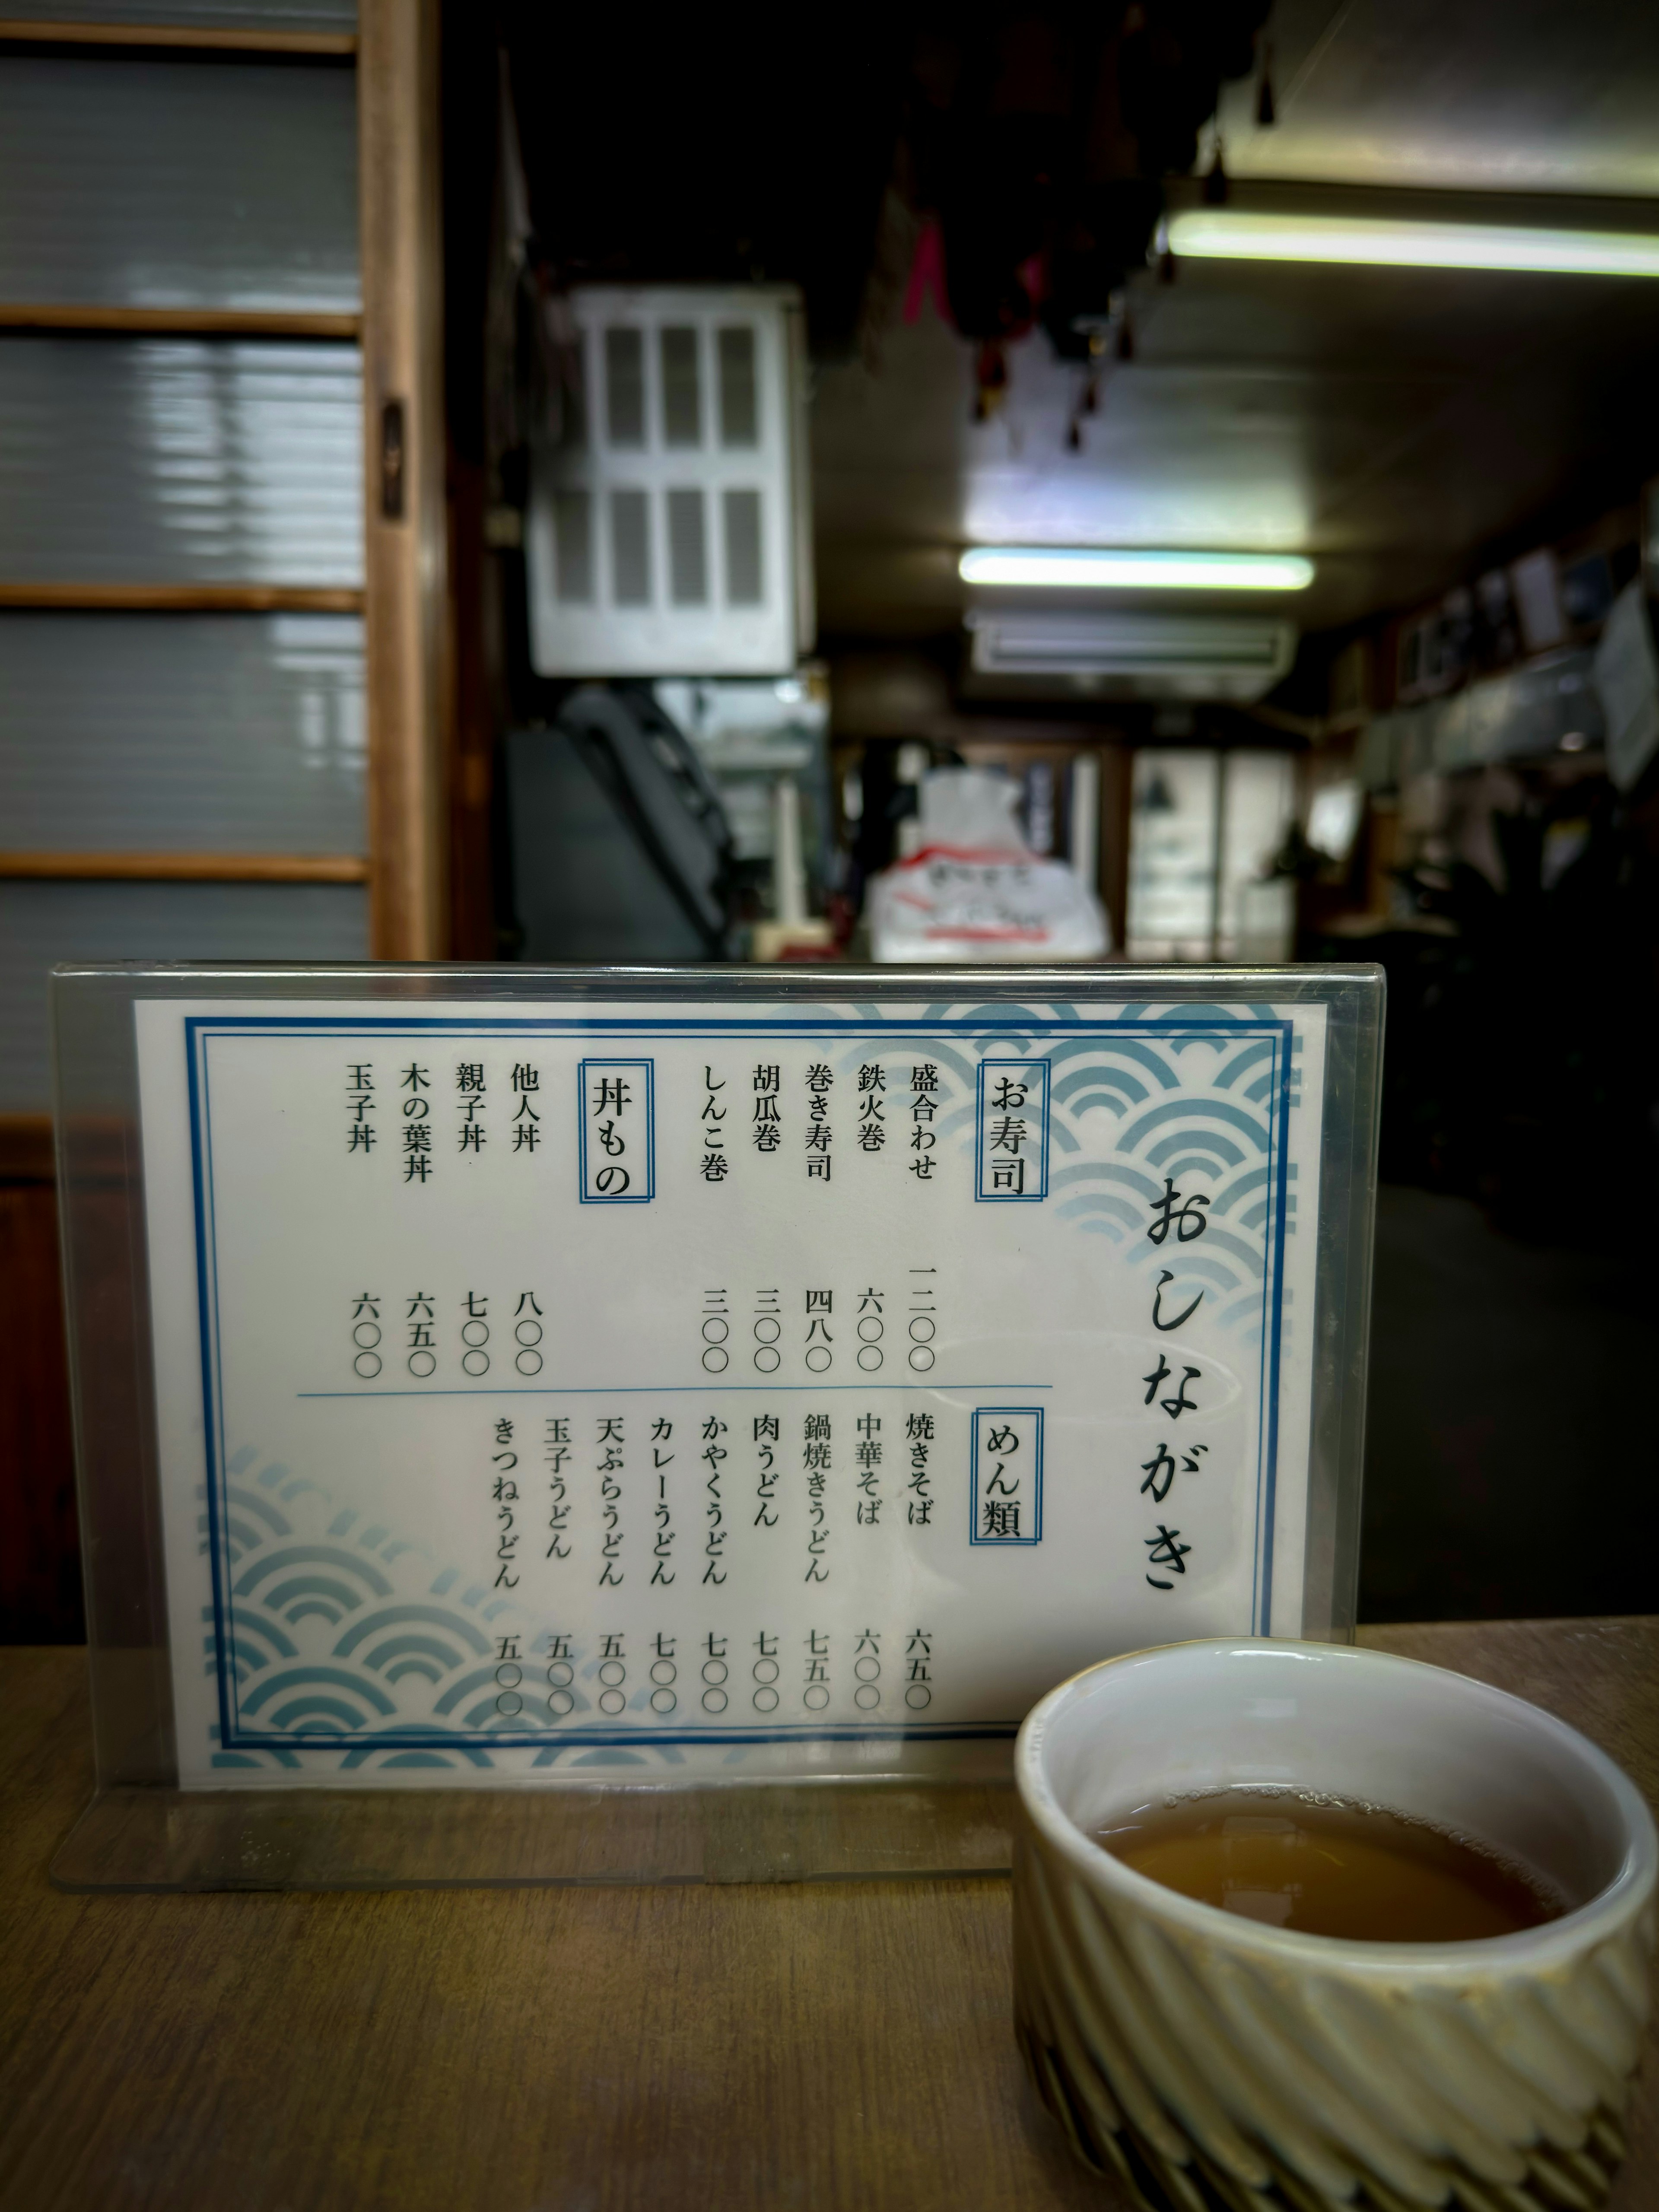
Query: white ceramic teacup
[[1014, 1640, 1656, 2212]]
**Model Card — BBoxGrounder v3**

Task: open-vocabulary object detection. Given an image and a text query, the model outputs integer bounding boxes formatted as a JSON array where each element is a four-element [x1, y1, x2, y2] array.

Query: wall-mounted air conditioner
[[525, 285, 814, 678], [963, 611, 1297, 702]]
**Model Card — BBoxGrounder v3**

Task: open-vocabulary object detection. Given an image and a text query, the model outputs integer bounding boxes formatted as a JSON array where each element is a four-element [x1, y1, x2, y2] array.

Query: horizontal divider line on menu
[[0, 584, 365, 613], [0, 304, 361, 338], [296, 1383, 1053, 1397], [0, 851, 369, 883], [0, 19, 356, 57]]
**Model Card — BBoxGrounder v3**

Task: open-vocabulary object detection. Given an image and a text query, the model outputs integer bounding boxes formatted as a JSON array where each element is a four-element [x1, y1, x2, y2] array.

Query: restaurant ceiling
[[501, 2, 1659, 654], [811, 0, 1659, 647], [1217, 0, 1659, 196], [811, 209, 1659, 641]]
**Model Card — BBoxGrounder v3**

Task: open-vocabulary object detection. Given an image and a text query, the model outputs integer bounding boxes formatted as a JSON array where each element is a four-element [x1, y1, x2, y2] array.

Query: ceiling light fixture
[[1167, 209, 1659, 278], [959, 547, 1314, 591]]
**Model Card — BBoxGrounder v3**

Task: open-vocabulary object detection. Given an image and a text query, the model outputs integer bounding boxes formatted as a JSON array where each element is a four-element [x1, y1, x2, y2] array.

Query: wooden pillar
[[359, 0, 449, 959]]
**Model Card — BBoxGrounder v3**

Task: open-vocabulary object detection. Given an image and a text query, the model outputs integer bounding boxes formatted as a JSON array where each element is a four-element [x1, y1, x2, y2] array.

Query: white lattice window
[[526, 285, 813, 678]]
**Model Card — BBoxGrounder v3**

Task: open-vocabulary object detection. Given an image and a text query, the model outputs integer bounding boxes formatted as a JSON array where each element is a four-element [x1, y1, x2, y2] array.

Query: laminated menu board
[[52, 967, 1381, 1843]]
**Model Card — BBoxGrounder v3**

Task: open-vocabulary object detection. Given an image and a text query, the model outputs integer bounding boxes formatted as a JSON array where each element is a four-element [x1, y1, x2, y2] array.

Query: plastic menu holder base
[[51, 1775, 1017, 1892]]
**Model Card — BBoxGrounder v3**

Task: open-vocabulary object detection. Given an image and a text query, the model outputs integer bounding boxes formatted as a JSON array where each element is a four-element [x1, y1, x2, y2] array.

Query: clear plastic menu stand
[[48, 964, 1381, 1891]]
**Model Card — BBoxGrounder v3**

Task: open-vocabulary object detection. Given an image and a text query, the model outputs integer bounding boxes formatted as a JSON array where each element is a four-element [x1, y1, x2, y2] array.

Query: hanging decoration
[[890, 0, 1271, 400]]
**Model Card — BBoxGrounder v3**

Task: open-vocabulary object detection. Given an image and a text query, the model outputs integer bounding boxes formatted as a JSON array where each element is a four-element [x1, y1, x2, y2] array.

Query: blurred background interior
[[2, 0, 1656, 1639]]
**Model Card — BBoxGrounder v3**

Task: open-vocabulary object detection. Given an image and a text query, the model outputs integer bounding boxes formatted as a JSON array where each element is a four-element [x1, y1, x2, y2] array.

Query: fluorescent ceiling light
[[1167, 209, 1659, 278], [959, 547, 1313, 591]]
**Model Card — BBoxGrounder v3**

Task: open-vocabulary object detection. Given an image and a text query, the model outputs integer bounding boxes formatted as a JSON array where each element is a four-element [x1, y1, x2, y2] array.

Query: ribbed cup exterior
[[1014, 1802, 1654, 2212]]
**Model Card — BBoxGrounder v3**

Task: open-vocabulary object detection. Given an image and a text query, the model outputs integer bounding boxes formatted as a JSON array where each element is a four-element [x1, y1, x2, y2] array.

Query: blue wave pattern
[[202, 1445, 697, 1774], [200, 997, 1296, 1772], [828, 997, 1293, 1343], [1042, 1004, 1295, 1344]]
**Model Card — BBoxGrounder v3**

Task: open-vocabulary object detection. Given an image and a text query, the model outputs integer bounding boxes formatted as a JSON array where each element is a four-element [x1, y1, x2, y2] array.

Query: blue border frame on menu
[[969, 1406, 1045, 1545], [974, 1058, 1050, 1200], [577, 1056, 655, 1202], [178, 1006, 1295, 1752]]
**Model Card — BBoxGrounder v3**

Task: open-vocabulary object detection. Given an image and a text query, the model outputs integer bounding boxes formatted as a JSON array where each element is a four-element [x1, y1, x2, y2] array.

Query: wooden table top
[[1, 1619, 1654, 2212]]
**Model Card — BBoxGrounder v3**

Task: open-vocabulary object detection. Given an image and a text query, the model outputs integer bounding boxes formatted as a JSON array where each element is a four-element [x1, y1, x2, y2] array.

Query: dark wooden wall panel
[[0, 1167, 83, 1641]]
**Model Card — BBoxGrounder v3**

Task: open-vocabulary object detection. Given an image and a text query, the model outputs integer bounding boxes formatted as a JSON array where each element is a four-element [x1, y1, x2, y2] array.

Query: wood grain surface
[[0, 1620, 1653, 2212], [0, 20, 356, 54], [0, 853, 369, 884]]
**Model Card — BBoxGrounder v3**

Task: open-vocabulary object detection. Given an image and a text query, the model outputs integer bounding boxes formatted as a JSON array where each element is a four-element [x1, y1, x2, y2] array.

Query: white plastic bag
[[867, 767, 1110, 963]]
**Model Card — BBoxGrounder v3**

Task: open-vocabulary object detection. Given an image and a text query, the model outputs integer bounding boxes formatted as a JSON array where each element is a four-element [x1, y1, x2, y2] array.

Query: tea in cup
[[1014, 1639, 1656, 2211]]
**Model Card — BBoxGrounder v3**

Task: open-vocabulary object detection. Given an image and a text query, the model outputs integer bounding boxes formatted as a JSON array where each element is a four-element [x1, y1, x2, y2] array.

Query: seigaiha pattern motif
[[195, 998, 1302, 1772], [837, 998, 1297, 1351], [203, 1446, 684, 1774], [1014, 1807, 1654, 2212]]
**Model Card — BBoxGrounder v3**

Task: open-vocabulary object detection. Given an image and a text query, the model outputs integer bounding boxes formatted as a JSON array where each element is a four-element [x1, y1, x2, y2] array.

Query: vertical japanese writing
[[702, 1287, 730, 1374], [856, 1062, 885, 1151], [597, 1415, 624, 1587], [753, 1286, 781, 1373], [350, 1290, 381, 1379], [986, 1071, 1030, 1195], [649, 1632, 677, 1715], [979, 1420, 1022, 1539], [406, 1288, 435, 1377], [514, 1290, 543, 1377], [699, 1065, 729, 1181], [545, 1415, 572, 1560], [905, 1627, 933, 1710], [804, 1627, 830, 1710], [494, 1633, 523, 1718], [1145, 1525, 1192, 1588], [752, 1062, 781, 1153], [909, 1063, 939, 1180], [803, 1412, 830, 1583], [1141, 1354, 1201, 1420], [457, 1061, 486, 1153], [346, 1061, 375, 1154], [460, 1290, 489, 1376], [546, 1630, 574, 1717], [804, 1288, 833, 1373], [400, 1062, 432, 1182], [1152, 1268, 1204, 1332], [976, 1059, 1050, 1199], [1139, 1440, 1208, 1504], [701, 1631, 728, 1714], [597, 1630, 626, 1715], [854, 1627, 882, 1711], [753, 1413, 779, 1527], [907, 1267, 937, 1372], [856, 1412, 882, 1525], [1141, 1177, 1211, 1587], [805, 1061, 832, 1182], [493, 1418, 520, 1591], [648, 1417, 675, 1586], [972, 1408, 1043, 1543], [906, 1410, 934, 1524], [580, 1058, 653, 1199], [511, 1062, 541, 1153], [855, 1284, 884, 1371], [752, 1629, 780, 1712], [1141, 1354, 1203, 1583], [593, 1071, 629, 1190], [701, 1416, 727, 1585], [1147, 1176, 1210, 1247]]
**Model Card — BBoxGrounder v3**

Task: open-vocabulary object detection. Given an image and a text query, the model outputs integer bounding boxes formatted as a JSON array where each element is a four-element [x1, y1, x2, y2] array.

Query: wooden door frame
[[359, 0, 451, 959]]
